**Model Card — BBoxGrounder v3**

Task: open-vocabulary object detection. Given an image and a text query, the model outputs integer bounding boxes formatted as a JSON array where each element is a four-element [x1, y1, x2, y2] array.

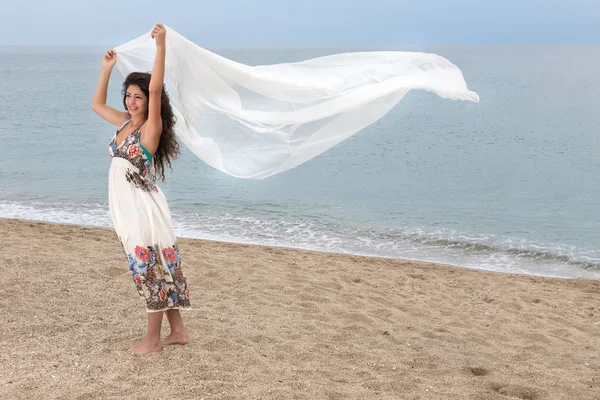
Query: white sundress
[[107, 120, 191, 312]]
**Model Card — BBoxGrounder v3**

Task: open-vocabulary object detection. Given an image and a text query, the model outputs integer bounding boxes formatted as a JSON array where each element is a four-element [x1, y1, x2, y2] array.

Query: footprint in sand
[[468, 366, 490, 376]]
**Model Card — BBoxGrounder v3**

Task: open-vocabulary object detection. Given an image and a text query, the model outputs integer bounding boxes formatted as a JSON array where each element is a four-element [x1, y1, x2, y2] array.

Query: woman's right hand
[[102, 49, 117, 70]]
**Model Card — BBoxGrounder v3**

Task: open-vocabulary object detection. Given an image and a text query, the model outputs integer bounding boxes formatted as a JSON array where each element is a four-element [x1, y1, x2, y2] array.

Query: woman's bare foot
[[162, 330, 189, 346], [129, 338, 164, 355]]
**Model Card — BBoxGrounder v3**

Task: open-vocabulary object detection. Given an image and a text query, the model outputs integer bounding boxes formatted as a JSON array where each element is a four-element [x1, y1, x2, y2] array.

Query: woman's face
[[125, 85, 148, 117]]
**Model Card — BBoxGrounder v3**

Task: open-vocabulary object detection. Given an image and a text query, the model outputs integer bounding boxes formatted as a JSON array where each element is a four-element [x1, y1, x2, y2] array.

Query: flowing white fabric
[[115, 26, 479, 179]]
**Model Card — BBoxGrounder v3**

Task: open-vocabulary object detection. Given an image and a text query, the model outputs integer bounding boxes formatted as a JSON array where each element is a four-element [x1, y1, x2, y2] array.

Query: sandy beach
[[1, 218, 599, 399]]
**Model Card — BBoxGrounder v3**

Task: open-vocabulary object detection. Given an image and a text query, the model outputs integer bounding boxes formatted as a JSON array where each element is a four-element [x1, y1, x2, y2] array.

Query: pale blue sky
[[1, 0, 599, 46]]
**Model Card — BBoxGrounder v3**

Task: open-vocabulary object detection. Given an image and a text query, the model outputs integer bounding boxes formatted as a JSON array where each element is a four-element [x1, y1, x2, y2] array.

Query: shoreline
[[2, 217, 600, 399], [1, 216, 595, 282]]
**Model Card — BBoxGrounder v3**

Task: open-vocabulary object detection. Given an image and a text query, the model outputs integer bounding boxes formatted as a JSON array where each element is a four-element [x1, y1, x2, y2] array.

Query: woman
[[92, 23, 191, 355]]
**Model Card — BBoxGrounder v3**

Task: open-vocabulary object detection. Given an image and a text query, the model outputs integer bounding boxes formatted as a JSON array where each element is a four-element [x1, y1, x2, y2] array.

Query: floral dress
[[108, 120, 191, 312]]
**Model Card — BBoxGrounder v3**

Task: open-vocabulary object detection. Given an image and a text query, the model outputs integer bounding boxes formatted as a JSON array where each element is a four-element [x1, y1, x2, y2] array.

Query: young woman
[[92, 23, 191, 355]]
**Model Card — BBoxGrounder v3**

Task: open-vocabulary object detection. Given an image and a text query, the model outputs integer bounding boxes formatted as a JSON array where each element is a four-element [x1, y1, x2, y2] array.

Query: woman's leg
[[163, 309, 189, 346], [130, 311, 164, 354]]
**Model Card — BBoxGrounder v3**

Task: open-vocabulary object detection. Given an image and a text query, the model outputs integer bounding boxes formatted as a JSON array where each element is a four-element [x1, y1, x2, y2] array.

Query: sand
[[1, 218, 599, 399]]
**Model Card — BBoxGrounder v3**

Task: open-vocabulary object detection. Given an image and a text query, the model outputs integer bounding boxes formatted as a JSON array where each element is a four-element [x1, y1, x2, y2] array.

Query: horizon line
[[1, 41, 599, 48]]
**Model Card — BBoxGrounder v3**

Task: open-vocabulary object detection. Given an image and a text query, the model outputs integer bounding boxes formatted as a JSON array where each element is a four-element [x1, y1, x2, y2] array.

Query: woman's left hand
[[151, 23, 166, 47]]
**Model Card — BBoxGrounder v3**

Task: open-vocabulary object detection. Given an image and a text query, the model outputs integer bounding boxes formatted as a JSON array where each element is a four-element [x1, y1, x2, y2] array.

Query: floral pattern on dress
[[125, 169, 158, 193], [108, 143, 118, 157], [127, 144, 143, 158], [108, 126, 153, 179], [120, 239, 191, 312]]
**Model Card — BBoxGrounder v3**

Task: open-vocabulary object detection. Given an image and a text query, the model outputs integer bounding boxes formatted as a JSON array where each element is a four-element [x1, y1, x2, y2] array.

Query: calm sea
[[1, 45, 599, 279]]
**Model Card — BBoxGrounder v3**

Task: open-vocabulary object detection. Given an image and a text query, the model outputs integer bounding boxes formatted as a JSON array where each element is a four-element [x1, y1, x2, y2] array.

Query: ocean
[[1, 45, 599, 279]]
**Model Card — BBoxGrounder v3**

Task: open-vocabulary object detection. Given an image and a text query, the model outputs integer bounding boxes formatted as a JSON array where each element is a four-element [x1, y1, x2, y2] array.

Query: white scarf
[[115, 26, 479, 179]]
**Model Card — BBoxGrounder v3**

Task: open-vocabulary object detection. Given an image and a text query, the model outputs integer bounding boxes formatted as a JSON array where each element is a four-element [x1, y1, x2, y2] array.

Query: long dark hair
[[122, 72, 179, 182]]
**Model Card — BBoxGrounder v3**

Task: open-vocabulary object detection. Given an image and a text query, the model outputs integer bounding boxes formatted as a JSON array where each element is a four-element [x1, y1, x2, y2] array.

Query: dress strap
[[117, 119, 132, 132]]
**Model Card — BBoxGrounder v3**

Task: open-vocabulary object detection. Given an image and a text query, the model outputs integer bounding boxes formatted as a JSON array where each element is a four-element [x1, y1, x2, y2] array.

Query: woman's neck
[[131, 116, 146, 128]]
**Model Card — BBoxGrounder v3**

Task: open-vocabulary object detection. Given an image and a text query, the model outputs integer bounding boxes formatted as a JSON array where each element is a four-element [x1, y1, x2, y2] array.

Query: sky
[[1, 0, 599, 46]]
